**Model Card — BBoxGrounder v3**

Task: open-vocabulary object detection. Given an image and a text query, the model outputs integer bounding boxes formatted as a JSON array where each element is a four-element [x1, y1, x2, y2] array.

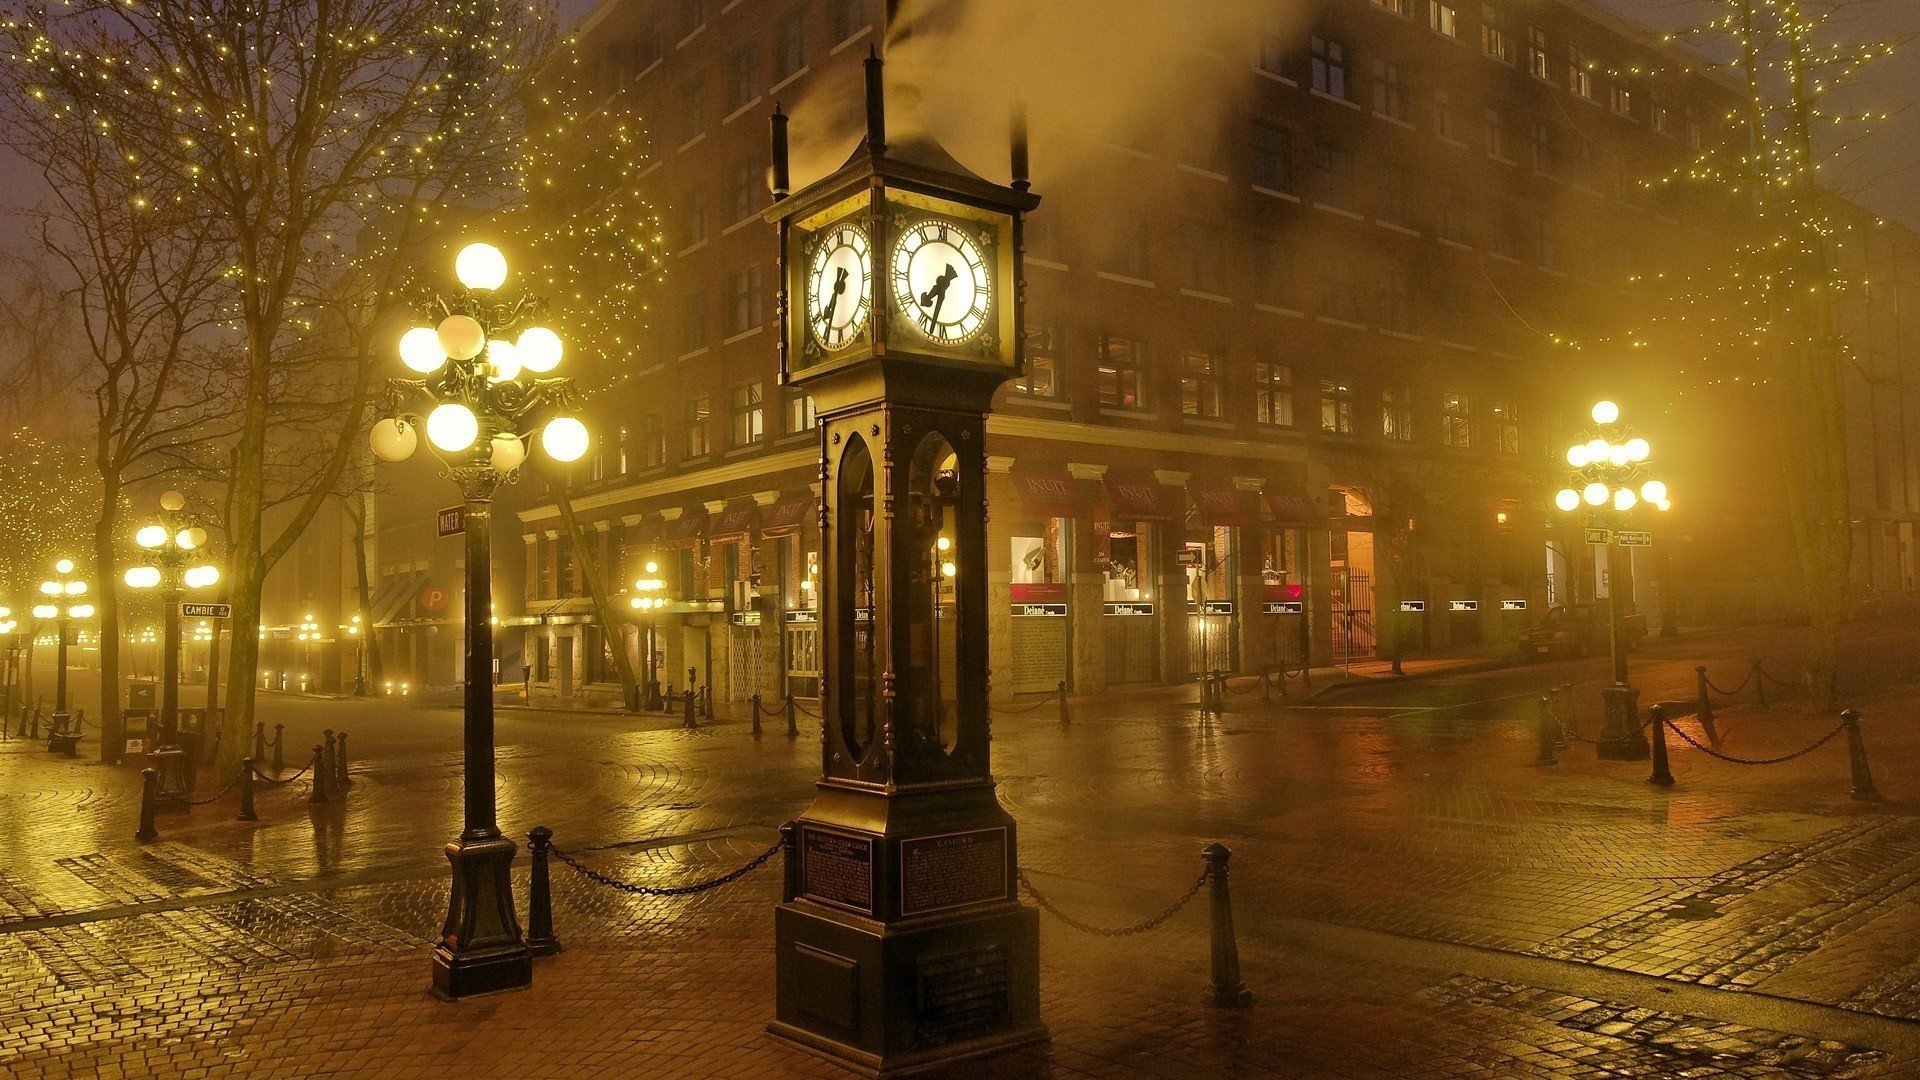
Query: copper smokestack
[[1011, 98, 1030, 192], [864, 49, 887, 156], [769, 105, 790, 202]]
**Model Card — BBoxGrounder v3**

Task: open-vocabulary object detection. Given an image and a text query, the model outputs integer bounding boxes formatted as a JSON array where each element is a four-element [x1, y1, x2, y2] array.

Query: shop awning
[[663, 515, 706, 548], [1191, 486, 1260, 527], [369, 569, 429, 626], [1264, 485, 1324, 526], [1102, 475, 1179, 522], [1011, 467, 1089, 519], [760, 493, 815, 537], [708, 505, 758, 542]]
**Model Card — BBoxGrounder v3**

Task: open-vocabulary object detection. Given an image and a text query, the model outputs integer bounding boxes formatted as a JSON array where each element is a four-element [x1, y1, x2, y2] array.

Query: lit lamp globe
[[1640, 480, 1668, 504], [176, 527, 207, 551], [1613, 488, 1638, 511], [65, 581, 86, 596], [55, 559, 73, 574], [184, 565, 221, 589], [1555, 488, 1581, 513], [400, 327, 447, 373], [33, 604, 55, 619], [1625, 437, 1651, 462], [1583, 482, 1609, 507], [517, 327, 563, 373], [437, 315, 487, 361], [486, 338, 522, 382], [369, 417, 418, 462], [1591, 400, 1620, 425], [136, 524, 169, 549], [454, 242, 509, 291], [541, 416, 589, 462], [490, 433, 528, 473], [160, 490, 186, 512], [426, 402, 480, 452], [1566, 445, 1590, 468], [70, 605, 93, 619]]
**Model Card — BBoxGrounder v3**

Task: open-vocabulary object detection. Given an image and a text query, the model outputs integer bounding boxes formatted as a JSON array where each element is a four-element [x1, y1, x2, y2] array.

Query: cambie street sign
[[181, 602, 230, 619], [1616, 530, 1653, 547], [436, 505, 465, 538]]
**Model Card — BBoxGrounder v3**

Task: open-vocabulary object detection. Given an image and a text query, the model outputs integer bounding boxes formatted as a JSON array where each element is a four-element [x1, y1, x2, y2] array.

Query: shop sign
[[731, 611, 762, 626], [784, 609, 818, 624], [854, 607, 873, 623], [1449, 600, 1479, 612], [1012, 603, 1068, 618], [1399, 600, 1426, 612], [1263, 601, 1305, 615], [1009, 581, 1069, 604], [1499, 599, 1528, 611], [1616, 530, 1653, 547], [1198, 600, 1235, 616], [1583, 527, 1612, 545], [1103, 602, 1155, 616]]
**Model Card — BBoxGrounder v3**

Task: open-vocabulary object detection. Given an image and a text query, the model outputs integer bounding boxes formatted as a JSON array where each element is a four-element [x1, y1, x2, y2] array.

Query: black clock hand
[[919, 263, 958, 327], [822, 265, 848, 327]]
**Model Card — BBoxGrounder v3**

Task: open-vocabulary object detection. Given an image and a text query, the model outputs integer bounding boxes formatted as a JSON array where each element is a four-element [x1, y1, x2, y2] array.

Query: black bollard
[[526, 826, 562, 956], [1534, 695, 1558, 766], [683, 688, 697, 729], [271, 723, 285, 773], [253, 722, 266, 762], [1843, 709, 1881, 802], [308, 745, 329, 803], [1647, 706, 1675, 787], [1695, 667, 1719, 746], [751, 693, 764, 738], [335, 732, 350, 788], [1554, 684, 1572, 749], [30, 706, 39, 741], [664, 684, 675, 715], [1752, 659, 1769, 709], [1201, 843, 1253, 1007], [136, 768, 159, 841], [238, 757, 259, 822], [1058, 680, 1070, 728], [785, 695, 798, 738], [779, 820, 801, 903], [323, 729, 336, 784]]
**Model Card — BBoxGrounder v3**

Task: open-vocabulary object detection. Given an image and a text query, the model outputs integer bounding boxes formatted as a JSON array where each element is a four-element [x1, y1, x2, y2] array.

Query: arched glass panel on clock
[[834, 434, 878, 760], [903, 432, 962, 753]]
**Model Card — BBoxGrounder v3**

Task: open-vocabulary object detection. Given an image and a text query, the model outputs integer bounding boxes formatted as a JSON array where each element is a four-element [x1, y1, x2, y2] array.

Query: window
[[1255, 363, 1294, 426], [1490, 400, 1520, 454], [634, 18, 665, 72], [1180, 349, 1223, 419], [1024, 211, 1059, 262], [685, 396, 712, 458], [1528, 119, 1555, 172], [1483, 107, 1507, 159], [1651, 92, 1672, 135], [1379, 271, 1413, 332], [1480, 3, 1511, 62], [1568, 46, 1594, 100], [1252, 238, 1294, 308], [680, 0, 708, 37], [678, 78, 709, 143], [1435, 186, 1465, 243], [1311, 142, 1352, 208], [785, 392, 816, 434], [725, 46, 760, 112], [1251, 122, 1294, 193], [680, 187, 708, 248], [1310, 36, 1349, 99], [1018, 323, 1060, 398], [1179, 221, 1224, 294], [1429, 1, 1457, 38], [1256, 16, 1292, 79], [556, 537, 574, 595], [1321, 379, 1354, 434], [1373, 60, 1406, 121], [1104, 214, 1150, 278], [1320, 255, 1359, 321], [727, 156, 760, 223], [730, 381, 764, 447], [1610, 82, 1634, 118], [1527, 26, 1550, 80], [1491, 202, 1522, 259], [1442, 393, 1473, 447], [1372, 0, 1413, 15], [726, 265, 764, 335], [1381, 386, 1413, 441], [829, 0, 864, 43], [1378, 165, 1408, 225], [641, 412, 666, 469], [680, 288, 707, 351], [774, 8, 808, 81], [1097, 334, 1146, 409], [616, 425, 630, 475], [1535, 217, 1560, 270], [590, 448, 605, 482], [1433, 88, 1456, 139]]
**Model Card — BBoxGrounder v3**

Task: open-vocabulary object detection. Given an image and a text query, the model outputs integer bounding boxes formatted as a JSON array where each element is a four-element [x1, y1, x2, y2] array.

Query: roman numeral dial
[[891, 218, 990, 347], [806, 223, 872, 351]]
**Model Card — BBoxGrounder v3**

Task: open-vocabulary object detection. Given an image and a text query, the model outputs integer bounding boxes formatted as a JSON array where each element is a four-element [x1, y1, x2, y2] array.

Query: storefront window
[[1184, 526, 1235, 606], [1101, 528, 1153, 601], [1010, 522, 1068, 592], [1263, 529, 1303, 596]]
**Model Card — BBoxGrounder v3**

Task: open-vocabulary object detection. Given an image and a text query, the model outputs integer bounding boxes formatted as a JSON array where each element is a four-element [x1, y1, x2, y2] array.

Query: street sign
[[1012, 603, 1068, 618], [1500, 599, 1528, 611], [1583, 527, 1612, 545], [1175, 549, 1203, 567], [1263, 601, 1305, 615], [1198, 600, 1235, 616], [1448, 600, 1478, 612], [181, 602, 230, 619], [1617, 530, 1653, 547], [1104, 602, 1155, 616], [1399, 600, 1426, 612], [436, 505, 465, 537]]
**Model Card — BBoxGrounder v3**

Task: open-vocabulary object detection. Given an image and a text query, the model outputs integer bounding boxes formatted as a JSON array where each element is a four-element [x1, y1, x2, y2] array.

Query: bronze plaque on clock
[[899, 827, 1009, 917], [801, 826, 876, 915]]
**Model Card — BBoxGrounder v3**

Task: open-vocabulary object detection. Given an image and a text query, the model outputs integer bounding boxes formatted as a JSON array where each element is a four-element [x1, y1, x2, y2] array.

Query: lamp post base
[[431, 834, 532, 1000], [1597, 684, 1647, 760]]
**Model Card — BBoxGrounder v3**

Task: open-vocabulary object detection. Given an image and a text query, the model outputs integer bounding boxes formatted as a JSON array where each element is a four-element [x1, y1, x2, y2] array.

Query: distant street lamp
[[33, 558, 93, 734], [346, 613, 366, 696], [368, 241, 585, 999], [0, 606, 19, 728], [124, 490, 221, 770], [1554, 401, 1671, 758], [629, 560, 668, 710]]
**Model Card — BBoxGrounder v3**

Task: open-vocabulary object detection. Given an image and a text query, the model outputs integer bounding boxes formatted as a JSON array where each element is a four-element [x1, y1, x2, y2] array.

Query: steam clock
[[764, 56, 1045, 1074]]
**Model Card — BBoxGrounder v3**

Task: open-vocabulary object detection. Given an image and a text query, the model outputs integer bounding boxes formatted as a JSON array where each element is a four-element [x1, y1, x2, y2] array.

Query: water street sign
[[436, 505, 465, 537], [1263, 601, 1305, 614], [1399, 600, 1427, 612], [1449, 600, 1479, 612], [1616, 530, 1653, 547], [181, 603, 230, 619], [1584, 527, 1612, 545], [1500, 599, 1528, 611]]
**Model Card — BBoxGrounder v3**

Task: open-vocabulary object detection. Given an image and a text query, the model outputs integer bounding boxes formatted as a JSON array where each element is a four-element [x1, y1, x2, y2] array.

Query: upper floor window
[[725, 45, 761, 112], [1103, 213, 1151, 279], [1379, 271, 1413, 332], [1433, 88, 1457, 139], [1610, 82, 1634, 118], [726, 265, 764, 336], [1311, 36, 1350, 99], [1491, 400, 1521, 454], [680, 0, 708, 38], [1180, 349, 1224, 419], [1442, 393, 1473, 448], [1256, 17, 1292, 79], [685, 396, 712, 458], [616, 425, 630, 475], [1373, 0, 1413, 14], [1528, 119, 1555, 172], [1483, 107, 1508, 159], [1526, 26, 1550, 80], [1312, 142, 1353, 208], [1381, 386, 1413, 441], [727, 155, 761, 223], [1097, 335, 1147, 409], [680, 187, 709, 248], [829, 0, 864, 44], [1429, 1, 1458, 38], [1179, 221, 1224, 294], [785, 392, 816, 435], [1255, 362, 1294, 426], [774, 8, 808, 81], [641, 412, 666, 469], [1320, 255, 1360, 322], [1251, 122, 1295, 193], [680, 287, 707, 351], [1373, 60, 1406, 121], [1321, 379, 1355, 435], [1568, 46, 1595, 100], [1480, 3, 1511, 62], [1018, 322, 1061, 399], [678, 78, 709, 143], [1434, 185, 1466, 243], [1378, 165, 1408, 225], [730, 381, 764, 447]]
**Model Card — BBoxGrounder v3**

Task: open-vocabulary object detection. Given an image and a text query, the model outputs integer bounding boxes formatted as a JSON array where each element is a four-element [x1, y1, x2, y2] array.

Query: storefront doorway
[[1332, 529, 1375, 662], [1185, 525, 1238, 677], [1099, 524, 1158, 684], [1009, 521, 1072, 694]]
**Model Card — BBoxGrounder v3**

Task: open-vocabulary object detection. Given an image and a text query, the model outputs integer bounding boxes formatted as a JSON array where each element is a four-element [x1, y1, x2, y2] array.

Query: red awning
[[1265, 485, 1324, 525], [760, 493, 815, 537], [1191, 486, 1260, 527], [1102, 475, 1178, 522], [709, 506, 758, 542], [663, 515, 706, 548], [1011, 468, 1089, 519]]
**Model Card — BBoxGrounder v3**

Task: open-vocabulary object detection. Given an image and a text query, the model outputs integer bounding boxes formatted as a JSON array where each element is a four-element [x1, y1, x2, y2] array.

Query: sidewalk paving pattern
[[2, 624, 1920, 1077]]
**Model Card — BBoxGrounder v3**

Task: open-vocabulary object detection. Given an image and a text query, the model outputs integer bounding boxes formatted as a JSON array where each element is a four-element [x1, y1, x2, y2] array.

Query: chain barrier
[[250, 763, 312, 785], [755, 697, 788, 717], [1016, 866, 1209, 937], [190, 770, 242, 805], [988, 695, 1055, 716], [792, 699, 823, 720], [550, 838, 783, 897], [1755, 662, 1800, 689], [1702, 669, 1754, 697], [1662, 715, 1849, 766], [1220, 675, 1264, 696], [1556, 711, 1656, 747]]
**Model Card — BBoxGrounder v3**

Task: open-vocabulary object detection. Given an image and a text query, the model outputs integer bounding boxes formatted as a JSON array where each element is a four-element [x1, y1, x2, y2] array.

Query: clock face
[[807, 223, 872, 351], [891, 219, 991, 346]]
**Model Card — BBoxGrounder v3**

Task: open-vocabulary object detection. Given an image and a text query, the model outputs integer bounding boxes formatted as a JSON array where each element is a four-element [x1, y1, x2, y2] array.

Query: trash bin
[[128, 681, 157, 710]]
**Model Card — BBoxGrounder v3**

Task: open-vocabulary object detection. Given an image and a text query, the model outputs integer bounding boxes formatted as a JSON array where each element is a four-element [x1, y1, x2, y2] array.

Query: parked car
[[1517, 603, 1646, 660]]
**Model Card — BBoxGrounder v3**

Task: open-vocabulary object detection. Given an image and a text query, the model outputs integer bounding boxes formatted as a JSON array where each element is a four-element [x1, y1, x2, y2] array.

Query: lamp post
[[34, 559, 93, 734], [1554, 400, 1671, 759], [347, 613, 367, 695], [0, 607, 18, 729], [296, 613, 320, 691], [629, 560, 668, 710], [368, 240, 586, 1000], [124, 490, 222, 763]]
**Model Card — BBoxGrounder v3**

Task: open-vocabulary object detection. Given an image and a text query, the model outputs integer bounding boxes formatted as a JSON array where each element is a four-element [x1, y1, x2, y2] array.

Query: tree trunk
[[216, 341, 271, 777], [93, 470, 123, 762], [553, 480, 639, 711]]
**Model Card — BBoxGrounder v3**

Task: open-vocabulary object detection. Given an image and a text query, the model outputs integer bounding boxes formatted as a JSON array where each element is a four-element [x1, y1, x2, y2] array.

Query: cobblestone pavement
[[3, 620, 1920, 1076]]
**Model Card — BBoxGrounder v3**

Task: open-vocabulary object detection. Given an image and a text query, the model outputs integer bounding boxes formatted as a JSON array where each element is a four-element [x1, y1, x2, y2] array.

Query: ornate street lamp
[[368, 241, 586, 1000], [125, 490, 222, 782], [33, 559, 93, 734], [346, 613, 367, 696], [1553, 400, 1671, 758], [0, 606, 19, 730], [628, 560, 669, 710]]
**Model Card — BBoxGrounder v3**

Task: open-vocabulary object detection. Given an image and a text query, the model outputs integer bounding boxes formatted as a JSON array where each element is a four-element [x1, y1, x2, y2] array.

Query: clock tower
[[763, 54, 1045, 1076]]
